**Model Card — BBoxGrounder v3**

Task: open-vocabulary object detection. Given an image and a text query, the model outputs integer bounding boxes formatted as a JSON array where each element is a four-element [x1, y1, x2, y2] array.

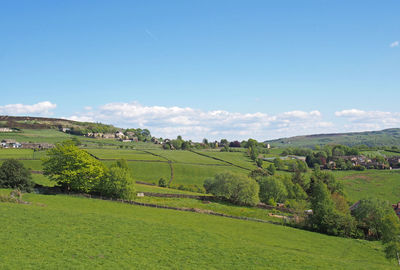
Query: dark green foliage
[[309, 180, 356, 237], [353, 198, 399, 240], [204, 172, 259, 206], [255, 158, 263, 168], [0, 159, 33, 192], [273, 158, 284, 170], [310, 169, 343, 195], [158, 177, 167, 187], [258, 176, 288, 205], [267, 164, 276, 175]]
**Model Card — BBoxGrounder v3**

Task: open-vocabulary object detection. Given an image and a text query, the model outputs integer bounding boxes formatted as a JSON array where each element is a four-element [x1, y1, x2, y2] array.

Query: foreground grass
[[335, 170, 400, 204], [0, 191, 395, 269]]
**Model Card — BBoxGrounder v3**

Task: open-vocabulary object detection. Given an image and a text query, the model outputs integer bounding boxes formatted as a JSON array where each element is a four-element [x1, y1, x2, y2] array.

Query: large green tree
[[43, 141, 107, 193]]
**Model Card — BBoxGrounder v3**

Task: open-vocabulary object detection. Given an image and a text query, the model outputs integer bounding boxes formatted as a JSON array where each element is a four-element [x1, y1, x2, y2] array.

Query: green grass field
[[172, 163, 247, 186], [0, 191, 395, 269], [146, 149, 226, 165], [0, 129, 73, 143], [196, 150, 257, 169], [86, 149, 166, 161], [335, 170, 400, 204]]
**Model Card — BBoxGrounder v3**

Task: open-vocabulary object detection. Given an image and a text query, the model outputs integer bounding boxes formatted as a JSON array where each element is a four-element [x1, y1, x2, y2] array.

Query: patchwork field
[[0, 191, 395, 269], [335, 170, 400, 204]]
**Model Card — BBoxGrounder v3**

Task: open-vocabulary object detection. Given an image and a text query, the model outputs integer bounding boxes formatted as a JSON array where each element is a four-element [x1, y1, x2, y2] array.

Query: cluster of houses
[[85, 131, 139, 142], [1, 139, 54, 149], [328, 155, 400, 170]]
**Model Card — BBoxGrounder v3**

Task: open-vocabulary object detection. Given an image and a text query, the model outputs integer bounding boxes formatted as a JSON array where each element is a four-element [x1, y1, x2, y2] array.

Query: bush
[[0, 159, 34, 192], [204, 172, 259, 206], [258, 176, 288, 205], [96, 167, 135, 200], [158, 178, 167, 187]]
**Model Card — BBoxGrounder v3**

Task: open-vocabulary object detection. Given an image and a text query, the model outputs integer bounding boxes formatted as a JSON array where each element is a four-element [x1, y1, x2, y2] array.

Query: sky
[[0, 0, 399, 141]]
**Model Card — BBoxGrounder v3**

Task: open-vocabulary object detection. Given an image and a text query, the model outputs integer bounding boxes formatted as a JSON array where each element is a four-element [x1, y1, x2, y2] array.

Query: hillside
[[265, 128, 400, 148], [0, 191, 395, 269], [0, 115, 118, 134]]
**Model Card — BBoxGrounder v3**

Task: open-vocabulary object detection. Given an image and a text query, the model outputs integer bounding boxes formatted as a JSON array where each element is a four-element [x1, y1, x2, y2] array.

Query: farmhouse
[[1, 139, 21, 148], [102, 133, 115, 139], [388, 156, 400, 169]]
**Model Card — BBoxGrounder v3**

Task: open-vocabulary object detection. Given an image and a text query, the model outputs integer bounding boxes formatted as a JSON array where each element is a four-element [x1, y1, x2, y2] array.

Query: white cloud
[[335, 109, 400, 130], [390, 41, 399, 48], [67, 102, 333, 141], [0, 101, 56, 116]]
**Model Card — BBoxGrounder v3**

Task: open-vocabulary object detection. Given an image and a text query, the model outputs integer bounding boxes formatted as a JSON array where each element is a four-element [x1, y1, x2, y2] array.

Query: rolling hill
[[265, 128, 400, 148]]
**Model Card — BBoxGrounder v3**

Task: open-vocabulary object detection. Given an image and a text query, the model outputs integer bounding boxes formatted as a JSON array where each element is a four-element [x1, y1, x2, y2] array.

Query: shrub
[[96, 167, 135, 200], [0, 159, 34, 192], [204, 172, 259, 206], [158, 178, 167, 187], [258, 176, 288, 205]]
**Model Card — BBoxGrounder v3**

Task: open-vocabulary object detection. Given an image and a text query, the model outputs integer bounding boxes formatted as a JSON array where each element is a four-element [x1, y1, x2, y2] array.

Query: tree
[[310, 180, 356, 237], [267, 164, 276, 175], [158, 178, 167, 187], [273, 158, 284, 170], [204, 172, 259, 206], [96, 166, 136, 200], [353, 198, 398, 240], [43, 141, 107, 193], [0, 159, 34, 192], [258, 176, 288, 205], [255, 158, 263, 168]]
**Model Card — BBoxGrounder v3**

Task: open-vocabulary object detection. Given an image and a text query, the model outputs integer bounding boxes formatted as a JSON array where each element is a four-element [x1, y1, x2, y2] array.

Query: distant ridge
[[0, 115, 117, 132], [265, 128, 400, 148]]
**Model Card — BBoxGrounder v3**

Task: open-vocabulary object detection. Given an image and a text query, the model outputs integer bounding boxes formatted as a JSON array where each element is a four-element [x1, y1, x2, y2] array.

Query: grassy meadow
[[335, 169, 400, 204], [0, 191, 396, 269]]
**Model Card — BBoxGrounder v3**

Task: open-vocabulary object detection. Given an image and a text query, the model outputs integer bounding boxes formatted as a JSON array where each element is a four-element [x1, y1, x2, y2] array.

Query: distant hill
[[0, 115, 118, 134], [265, 128, 400, 148]]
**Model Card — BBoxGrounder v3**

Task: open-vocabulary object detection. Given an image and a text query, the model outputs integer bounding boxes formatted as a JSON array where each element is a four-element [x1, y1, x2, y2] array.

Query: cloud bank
[[1, 101, 399, 141], [335, 109, 400, 131], [0, 101, 56, 116], [67, 102, 333, 141]]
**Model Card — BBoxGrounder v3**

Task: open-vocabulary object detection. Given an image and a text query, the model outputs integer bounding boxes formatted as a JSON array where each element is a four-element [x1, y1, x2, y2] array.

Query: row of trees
[[203, 168, 400, 261]]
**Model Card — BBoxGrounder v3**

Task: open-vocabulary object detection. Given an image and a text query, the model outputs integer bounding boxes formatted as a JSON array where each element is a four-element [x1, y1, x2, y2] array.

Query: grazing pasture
[[335, 170, 400, 204], [172, 163, 247, 186], [0, 191, 395, 269], [146, 149, 226, 165], [86, 149, 165, 161], [195, 150, 257, 170]]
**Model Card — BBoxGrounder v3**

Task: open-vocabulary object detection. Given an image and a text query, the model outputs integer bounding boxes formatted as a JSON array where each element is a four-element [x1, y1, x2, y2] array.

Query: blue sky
[[0, 0, 399, 141]]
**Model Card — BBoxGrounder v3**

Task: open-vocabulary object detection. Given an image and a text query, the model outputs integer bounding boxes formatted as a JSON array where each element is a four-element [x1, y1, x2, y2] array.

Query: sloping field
[[0, 191, 395, 269], [101, 160, 171, 184], [335, 170, 400, 204], [173, 163, 247, 186], [146, 150, 225, 165], [195, 150, 256, 170], [0, 129, 73, 143], [86, 149, 165, 161]]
